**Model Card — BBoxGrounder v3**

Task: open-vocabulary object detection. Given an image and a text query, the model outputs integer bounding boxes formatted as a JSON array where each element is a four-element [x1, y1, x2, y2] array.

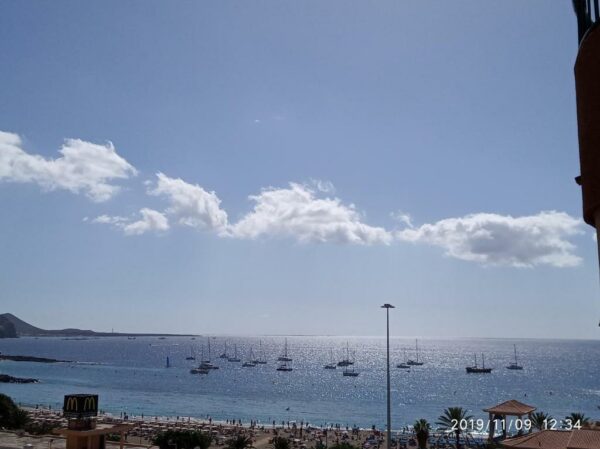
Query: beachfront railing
[[574, 0, 600, 44]]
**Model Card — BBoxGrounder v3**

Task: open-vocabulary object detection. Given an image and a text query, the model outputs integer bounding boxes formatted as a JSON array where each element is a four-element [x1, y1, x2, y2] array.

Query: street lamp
[[381, 303, 395, 449]]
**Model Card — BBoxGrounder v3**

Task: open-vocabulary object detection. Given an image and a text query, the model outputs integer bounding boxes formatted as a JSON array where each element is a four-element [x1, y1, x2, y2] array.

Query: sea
[[0, 336, 599, 430]]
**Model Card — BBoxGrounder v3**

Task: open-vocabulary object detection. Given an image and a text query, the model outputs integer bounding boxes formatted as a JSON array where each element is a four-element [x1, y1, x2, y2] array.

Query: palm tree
[[564, 413, 590, 429], [272, 437, 291, 449], [530, 412, 553, 431], [226, 435, 254, 449], [414, 419, 431, 449], [437, 407, 473, 449]]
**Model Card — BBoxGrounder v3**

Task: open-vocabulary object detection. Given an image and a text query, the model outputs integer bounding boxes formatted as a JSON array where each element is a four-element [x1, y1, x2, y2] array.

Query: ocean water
[[0, 336, 599, 429]]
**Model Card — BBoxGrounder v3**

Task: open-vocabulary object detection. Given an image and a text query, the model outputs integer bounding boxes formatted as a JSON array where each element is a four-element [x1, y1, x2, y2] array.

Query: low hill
[[0, 313, 197, 338], [1, 313, 44, 336], [0, 315, 17, 338]]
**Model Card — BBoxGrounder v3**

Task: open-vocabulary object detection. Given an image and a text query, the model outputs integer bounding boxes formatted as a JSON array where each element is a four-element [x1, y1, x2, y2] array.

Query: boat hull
[[466, 367, 492, 373]]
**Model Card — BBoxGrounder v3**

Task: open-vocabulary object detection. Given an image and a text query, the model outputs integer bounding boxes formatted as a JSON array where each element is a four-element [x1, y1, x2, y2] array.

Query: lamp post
[[381, 303, 395, 449]]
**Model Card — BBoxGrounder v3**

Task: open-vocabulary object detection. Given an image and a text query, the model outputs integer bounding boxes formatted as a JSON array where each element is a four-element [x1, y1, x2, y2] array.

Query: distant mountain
[[0, 315, 17, 338], [0, 313, 197, 338], [2, 313, 44, 336]]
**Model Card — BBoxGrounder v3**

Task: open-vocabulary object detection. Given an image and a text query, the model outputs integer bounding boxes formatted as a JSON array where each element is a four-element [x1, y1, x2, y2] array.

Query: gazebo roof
[[503, 430, 571, 449], [502, 429, 600, 449], [483, 399, 536, 416], [568, 429, 600, 449]]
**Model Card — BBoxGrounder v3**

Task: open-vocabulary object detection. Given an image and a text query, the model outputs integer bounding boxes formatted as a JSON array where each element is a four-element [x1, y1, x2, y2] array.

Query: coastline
[[19, 406, 489, 449]]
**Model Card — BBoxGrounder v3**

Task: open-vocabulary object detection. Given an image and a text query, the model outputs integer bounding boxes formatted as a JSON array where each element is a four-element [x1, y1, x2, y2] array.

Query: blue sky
[[1, 1, 598, 338]]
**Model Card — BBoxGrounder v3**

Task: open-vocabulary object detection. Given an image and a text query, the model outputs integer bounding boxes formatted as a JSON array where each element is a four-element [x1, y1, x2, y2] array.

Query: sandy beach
[[7, 407, 425, 449]]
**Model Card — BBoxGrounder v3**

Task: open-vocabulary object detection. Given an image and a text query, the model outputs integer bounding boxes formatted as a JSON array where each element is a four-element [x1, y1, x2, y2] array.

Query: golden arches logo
[[65, 397, 79, 412], [83, 397, 96, 411]]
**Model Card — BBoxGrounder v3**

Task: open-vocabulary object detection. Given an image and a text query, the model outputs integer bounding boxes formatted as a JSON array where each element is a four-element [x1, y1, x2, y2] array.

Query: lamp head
[[381, 304, 395, 309]]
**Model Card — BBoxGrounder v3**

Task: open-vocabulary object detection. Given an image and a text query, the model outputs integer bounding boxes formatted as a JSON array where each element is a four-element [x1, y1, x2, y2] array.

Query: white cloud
[[309, 179, 335, 194], [122, 208, 169, 235], [397, 211, 583, 267], [92, 215, 128, 225], [147, 172, 228, 234], [0, 130, 137, 202], [91, 208, 169, 236], [390, 211, 414, 228], [230, 182, 392, 245]]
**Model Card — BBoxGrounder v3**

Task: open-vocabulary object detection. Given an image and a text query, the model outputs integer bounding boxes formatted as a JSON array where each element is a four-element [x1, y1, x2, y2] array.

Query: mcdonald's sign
[[63, 394, 99, 419]]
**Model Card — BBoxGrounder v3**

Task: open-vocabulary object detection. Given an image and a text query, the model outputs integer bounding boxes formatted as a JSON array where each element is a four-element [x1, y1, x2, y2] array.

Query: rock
[[0, 355, 71, 363], [0, 374, 38, 383]]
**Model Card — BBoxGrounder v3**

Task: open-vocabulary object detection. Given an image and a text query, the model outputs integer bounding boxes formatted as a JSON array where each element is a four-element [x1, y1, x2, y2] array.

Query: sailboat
[[219, 341, 228, 359], [324, 349, 337, 369], [396, 348, 410, 369], [190, 345, 210, 374], [202, 338, 211, 363], [337, 342, 354, 367], [277, 338, 293, 362], [506, 345, 523, 370], [228, 344, 241, 362], [342, 351, 359, 376], [199, 338, 219, 369], [466, 353, 492, 373], [185, 346, 196, 361], [253, 340, 267, 364], [243, 348, 257, 367], [406, 339, 424, 366], [276, 362, 292, 371]]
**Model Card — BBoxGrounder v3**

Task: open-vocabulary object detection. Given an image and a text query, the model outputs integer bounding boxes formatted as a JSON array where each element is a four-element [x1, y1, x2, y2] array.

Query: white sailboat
[[190, 347, 210, 374], [199, 338, 219, 369], [253, 340, 267, 364], [219, 341, 228, 359], [406, 339, 424, 366], [185, 346, 195, 361], [506, 344, 523, 370], [277, 338, 292, 362], [228, 344, 241, 362], [396, 348, 410, 369], [201, 338, 211, 363], [337, 342, 354, 367], [243, 347, 257, 367], [324, 349, 337, 369], [342, 351, 359, 376], [276, 362, 292, 371]]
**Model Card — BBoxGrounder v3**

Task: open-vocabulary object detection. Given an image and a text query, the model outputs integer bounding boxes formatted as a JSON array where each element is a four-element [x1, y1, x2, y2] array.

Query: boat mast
[[415, 339, 419, 363], [514, 344, 518, 365]]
